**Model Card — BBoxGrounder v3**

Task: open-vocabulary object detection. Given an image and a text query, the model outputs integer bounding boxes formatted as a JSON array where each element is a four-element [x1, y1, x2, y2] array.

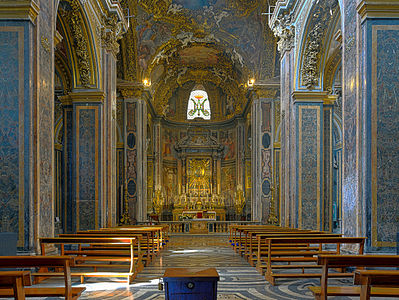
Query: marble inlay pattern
[[26, 235, 373, 299]]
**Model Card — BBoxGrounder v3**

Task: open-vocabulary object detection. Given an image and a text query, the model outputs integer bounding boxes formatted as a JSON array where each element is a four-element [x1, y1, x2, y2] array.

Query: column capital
[[117, 81, 144, 99], [357, 1, 399, 23], [253, 85, 279, 99], [61, 91, 105, 104], [0, 0, 39, 23], [323, 94, 338, 106], [292, 91, 329, 104]]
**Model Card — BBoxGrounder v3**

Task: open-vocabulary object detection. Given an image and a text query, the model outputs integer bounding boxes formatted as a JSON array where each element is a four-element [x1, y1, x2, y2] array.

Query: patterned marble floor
[[25, 235, 379, 299]]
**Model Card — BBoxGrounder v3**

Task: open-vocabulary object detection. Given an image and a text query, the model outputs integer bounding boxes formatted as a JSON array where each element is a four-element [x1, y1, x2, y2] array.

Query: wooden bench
[[262, 237, 366, 285], [0, 270, 31, 300], [40, 236, 141, 284], [237, 228, 312, 257], [354, 270, 399, 300], [240, 228, 317, 258], [309, 254, 399, 300], [0, 256, 85, 300], [254, 233, 342, 270], [62, 231, 152, 265]]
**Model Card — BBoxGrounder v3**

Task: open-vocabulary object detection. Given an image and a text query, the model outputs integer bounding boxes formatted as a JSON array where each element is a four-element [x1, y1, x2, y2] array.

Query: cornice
[[292, 91, 329, 103], [0, 0, 40, 23], [117, 80, 144, 98], [357, 1, 399, 23], [61, 90, 105, 104]]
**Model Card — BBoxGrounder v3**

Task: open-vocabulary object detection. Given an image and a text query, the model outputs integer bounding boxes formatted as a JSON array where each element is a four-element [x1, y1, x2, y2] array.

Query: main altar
[[172, 129, 226, 221]]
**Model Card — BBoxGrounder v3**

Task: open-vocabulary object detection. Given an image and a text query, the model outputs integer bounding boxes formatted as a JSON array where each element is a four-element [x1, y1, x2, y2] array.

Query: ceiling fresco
[[120, 0, 277, 122]]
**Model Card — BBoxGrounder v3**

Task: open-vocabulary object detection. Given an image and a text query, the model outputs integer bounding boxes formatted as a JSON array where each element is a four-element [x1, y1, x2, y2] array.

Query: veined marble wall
[[342, 0, 362, 239], [296, 103, 323, 230], [363, 19, 399, 251], [75, 106, 101, 230], [0, 22, 31, 248]]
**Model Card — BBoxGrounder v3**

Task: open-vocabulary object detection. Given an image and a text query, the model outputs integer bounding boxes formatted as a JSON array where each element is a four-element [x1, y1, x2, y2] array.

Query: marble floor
[[27, 235, 375, 299]]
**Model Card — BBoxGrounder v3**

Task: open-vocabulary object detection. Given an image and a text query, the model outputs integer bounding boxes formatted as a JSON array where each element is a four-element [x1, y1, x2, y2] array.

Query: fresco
[[162, 128, 178, 159], [220, 129, 235, 160], [136, 0, 275, 79]]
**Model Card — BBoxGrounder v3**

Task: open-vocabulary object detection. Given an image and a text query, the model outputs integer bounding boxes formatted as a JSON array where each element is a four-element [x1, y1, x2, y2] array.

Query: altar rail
[[138, 221, 262, 234]]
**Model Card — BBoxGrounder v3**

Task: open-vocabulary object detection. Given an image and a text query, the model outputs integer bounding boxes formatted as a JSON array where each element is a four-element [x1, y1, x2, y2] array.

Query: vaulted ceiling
[[118, 0, 278, 122]]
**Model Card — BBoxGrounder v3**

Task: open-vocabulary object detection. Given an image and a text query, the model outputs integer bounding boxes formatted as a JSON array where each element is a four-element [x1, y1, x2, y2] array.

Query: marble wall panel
[[0, 28, 22, 236], [297, 105, 321, 230], [0, 23, 31, 248], [77, 108, 97, 230], [64, 109, 73, 232], [368, 23, 399, 248]]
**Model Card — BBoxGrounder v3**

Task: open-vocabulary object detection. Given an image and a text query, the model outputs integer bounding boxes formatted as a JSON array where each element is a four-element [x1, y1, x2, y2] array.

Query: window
[[187, 87, 211, 120]]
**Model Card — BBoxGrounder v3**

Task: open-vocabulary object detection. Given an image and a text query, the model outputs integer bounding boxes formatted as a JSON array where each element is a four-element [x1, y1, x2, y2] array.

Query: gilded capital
[[0, 0, 39, 22], [101, 14, 125, 56], [118, 82, 144, 99]]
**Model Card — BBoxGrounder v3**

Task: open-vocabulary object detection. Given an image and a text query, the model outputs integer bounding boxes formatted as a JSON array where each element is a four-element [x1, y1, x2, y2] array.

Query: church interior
[[0, 0, 399, 299]]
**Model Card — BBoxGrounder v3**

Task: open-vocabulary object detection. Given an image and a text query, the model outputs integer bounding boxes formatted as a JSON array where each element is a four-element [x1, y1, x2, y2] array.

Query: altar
[[172, 209, 226, 221]]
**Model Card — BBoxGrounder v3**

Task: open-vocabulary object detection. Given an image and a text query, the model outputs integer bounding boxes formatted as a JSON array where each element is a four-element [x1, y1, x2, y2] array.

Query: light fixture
[[248, 78, 255, 87], [143, 78, 151, 87]]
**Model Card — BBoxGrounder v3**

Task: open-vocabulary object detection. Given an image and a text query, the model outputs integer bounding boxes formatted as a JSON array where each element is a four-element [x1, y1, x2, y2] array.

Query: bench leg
[[13, 277, 25, 300], [80, 275, 84, 284]]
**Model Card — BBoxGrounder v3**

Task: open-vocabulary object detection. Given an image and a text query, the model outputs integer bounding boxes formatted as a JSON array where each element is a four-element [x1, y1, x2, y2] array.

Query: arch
[[296, 0, 340, 91], [56, 0, 100, 89]]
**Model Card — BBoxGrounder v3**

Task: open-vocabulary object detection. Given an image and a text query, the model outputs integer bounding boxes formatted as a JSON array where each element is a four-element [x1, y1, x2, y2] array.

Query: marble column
[[292, 92, 326, 230], [356, 1, 399, 251], [0, 1, 56, 251]]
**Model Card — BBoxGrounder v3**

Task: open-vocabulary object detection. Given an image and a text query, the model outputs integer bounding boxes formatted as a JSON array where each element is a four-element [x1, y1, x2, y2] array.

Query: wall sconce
[[247, 78, 255, 87], [143, 78, 151, 87]]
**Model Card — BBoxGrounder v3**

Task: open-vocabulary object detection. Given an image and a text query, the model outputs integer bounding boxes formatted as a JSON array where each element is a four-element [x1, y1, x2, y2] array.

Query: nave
[[32, 235, 360, 300]]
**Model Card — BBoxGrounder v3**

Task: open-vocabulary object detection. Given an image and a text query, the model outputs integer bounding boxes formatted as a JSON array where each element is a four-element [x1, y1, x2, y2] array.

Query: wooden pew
[[39, 236, 140, 284], [0, 270, 31, 300], [309, 254, 399, 300], [354, 270, 399, 300], [0, 256, 85, 300], [254, 233, 342, 269], [245, 230, 339, 263], [262, 237, 366, 285], [62, 231, 151, 264], [116, 225, 169, 248]]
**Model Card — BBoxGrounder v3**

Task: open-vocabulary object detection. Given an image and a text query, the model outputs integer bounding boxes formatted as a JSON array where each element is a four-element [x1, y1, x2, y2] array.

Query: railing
[[138, 221, 261, 234]]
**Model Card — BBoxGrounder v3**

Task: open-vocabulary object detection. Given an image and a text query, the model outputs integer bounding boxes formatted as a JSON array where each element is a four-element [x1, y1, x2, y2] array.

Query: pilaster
[[293, 91, 326, 230], [62, 91, 105, 231], [119, 84, 148, 222], [357, 2, 399, 251]]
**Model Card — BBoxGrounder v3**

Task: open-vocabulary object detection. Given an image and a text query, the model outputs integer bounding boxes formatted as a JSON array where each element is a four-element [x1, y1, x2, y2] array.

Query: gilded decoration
[[123, 0, 278, 120], [301, 0, 339, 89], [59, 0, 92, 87], [101, 15, 124, 56]]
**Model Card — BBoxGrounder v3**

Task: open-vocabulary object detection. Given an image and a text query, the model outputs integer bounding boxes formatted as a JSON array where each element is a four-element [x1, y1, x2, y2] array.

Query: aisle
[[80, 235, 331, 300]]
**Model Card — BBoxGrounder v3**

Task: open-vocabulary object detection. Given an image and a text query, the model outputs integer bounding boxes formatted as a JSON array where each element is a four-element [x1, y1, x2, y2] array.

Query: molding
[[54, 30, 63, 48], [323, 94, 338, 106], [292, 91, 328, 103], [62, 90, 105, 104], [0, 0, 40, 23], [357, 1, 399, 23]]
